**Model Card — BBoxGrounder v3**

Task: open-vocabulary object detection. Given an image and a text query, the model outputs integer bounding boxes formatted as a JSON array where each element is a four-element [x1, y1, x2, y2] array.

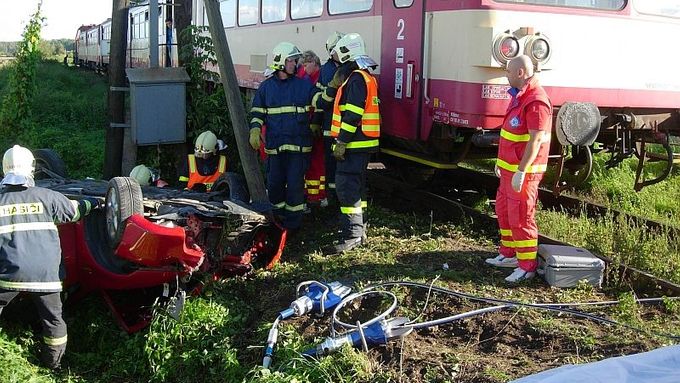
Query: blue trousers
[[266, 152, 310, 229], [335, 152, 370, 239], [323, 136, 337, 193]]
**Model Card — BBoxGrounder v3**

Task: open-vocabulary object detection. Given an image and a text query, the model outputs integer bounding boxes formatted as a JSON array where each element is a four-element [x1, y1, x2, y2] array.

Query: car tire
[[33, 149, 68, 179], [106, 177, 144, 248]]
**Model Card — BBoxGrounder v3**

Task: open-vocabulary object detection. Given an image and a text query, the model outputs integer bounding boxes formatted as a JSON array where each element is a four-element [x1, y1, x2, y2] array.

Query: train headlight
[[492, 33, 520, 66], [525, 34, 552, 64]]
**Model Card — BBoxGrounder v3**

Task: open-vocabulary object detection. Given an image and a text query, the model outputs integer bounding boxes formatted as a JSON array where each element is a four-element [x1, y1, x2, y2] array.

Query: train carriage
[[191, 0, 680, 190]]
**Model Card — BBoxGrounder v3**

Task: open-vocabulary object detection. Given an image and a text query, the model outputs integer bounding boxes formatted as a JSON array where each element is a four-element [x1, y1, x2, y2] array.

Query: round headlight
[[500, 37, 520, 59], [493, 34, 520, 65], [531, 38, 550, 61]]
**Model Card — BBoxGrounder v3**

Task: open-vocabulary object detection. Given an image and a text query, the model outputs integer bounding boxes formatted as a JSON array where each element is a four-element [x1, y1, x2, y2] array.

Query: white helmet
[[332, 33, 377, 69], [270, 42, 302, 71], [129, 164, 153, 186], [325, 31, 345, 56], [2, 145, 35, 186], [194, 131, 218, 159]]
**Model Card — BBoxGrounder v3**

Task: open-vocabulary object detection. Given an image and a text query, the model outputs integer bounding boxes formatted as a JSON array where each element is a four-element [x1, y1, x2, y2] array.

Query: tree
[[0, 2, 44, 137]]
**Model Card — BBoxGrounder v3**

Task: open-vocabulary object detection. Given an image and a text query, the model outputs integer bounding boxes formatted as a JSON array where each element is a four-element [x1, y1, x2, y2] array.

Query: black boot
[[324, 236, 363, 255]]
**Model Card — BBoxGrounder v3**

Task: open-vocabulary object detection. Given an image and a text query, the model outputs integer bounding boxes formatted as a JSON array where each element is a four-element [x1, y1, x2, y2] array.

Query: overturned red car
[[38, 174, 285, 332]]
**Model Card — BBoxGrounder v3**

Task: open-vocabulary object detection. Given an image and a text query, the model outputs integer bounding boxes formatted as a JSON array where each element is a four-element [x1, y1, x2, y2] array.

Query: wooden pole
[[202, 0, 269, 210], [104, 0, 129, 179]]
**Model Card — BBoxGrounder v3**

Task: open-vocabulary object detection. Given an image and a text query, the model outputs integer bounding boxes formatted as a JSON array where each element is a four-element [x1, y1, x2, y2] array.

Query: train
[[75, 0, 680, 191]]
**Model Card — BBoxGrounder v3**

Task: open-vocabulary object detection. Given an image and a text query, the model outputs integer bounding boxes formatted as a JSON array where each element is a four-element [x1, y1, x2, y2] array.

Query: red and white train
[[78, 0, 680, 190]]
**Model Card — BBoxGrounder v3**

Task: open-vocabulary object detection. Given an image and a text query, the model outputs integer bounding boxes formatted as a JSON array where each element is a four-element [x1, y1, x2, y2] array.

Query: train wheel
[[33, 148, 68, 179], [105, 177, 144, 248]]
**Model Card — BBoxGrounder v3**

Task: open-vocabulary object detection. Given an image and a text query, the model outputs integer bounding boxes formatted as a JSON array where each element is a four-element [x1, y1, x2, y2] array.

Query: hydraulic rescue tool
[[262, 280, 351, 368]]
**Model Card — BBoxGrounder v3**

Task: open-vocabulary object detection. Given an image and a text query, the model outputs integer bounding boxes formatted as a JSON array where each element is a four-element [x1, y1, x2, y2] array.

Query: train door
[[379, 0, 424, 140]]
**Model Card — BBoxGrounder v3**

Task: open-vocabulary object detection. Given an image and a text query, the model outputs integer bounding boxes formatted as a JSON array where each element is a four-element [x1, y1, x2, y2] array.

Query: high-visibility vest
[[187, 154, 227, 191], [496, 77, 552, 178], [331, 70, 380, 150]]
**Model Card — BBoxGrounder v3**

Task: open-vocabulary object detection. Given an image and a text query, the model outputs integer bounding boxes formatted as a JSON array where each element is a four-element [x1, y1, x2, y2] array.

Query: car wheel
[[33, 149, 68, 179], [106, 177, 144, 248]]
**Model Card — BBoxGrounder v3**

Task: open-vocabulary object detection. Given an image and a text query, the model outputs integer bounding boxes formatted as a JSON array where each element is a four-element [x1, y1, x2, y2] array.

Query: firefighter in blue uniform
[[316, 33, 380, 254], [0, 145, 101, 369], [317, 32, 345, 202], [248, 42, 321, 230]]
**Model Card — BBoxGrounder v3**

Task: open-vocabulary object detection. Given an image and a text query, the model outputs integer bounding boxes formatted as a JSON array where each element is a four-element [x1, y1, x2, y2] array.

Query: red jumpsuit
[[297, 66, 326, 203], [495, 77, 552, 272]]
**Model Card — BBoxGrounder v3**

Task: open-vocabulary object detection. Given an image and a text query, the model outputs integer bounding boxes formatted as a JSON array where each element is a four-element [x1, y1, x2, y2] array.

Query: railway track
[[366, 168, 680, 295]]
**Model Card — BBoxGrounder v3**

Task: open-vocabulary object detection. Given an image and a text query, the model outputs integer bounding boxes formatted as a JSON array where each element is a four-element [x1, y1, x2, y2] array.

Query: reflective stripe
[[266, 106, 308, 114], [0, 221, 57, 235], [500, 229, 512, 236], [501, 238, 538, 248], [307, 189, 320, 195], [320, 176, 326, 181], [285, 203, 305, 212], [44, 335, 68, 346], [340, 206, 362, 214], [251, 107, 266, 114], [500, 128, 530, 142], [343, 103, 364, 115], [323, 130, 332, 137], [188, 154, 197, 173], [516, 251, 537, 260], [218, 156, 227, 172], [306, 180, 321, 186], [312, 92, 322, 107], [70, 200, 81, 221], [346, 140, 379, 149], [251, 117, 264, 126], [273, 202, 286, 209], [328, 183, 336, 189], [340, 122, 357, 133], [319, 185, 325, 190], [0, 280, 62, 290], [264, 145, 313, 154], [496, 158, 547, 174], [178, 176, 189, 182], [361, 200, 367, 208]]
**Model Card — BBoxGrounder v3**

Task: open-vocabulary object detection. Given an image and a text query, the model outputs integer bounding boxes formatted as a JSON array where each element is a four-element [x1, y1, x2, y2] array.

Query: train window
[[220, 0, 236, 27], [395, 0, 414, 7], [328, 0, 373, 15], [262, 0, 286, 23], [239, 0, 259, 25], [635, 1, 680, 18], [495, 0, 625, 10], [291, 0, 323, 19]]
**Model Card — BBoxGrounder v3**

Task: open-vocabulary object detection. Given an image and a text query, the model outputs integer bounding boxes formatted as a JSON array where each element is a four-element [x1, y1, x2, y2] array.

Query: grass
[[0, 59, 106, 179], [1, 205, 677, 382]]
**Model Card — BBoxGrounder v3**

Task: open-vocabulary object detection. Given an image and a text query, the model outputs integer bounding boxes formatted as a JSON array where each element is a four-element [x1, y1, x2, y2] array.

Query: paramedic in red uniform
[[485, 55, 552, 283]]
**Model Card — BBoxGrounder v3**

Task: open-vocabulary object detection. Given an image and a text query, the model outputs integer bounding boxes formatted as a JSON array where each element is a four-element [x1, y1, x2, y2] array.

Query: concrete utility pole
[[203, 0, 269, 210], [104, 0, 129, 179], [149, 0, 159, 67]]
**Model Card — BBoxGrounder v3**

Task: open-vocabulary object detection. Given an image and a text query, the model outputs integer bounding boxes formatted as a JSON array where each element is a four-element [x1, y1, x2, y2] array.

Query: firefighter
[[485, 55, 553, 283], [248, 42, 320, 230], [320, 33, 380, 254], [0, 145, 102, 369], [317, 31, 345, 206], [178, 131, 228, 192], [129, 164, 168, 188]]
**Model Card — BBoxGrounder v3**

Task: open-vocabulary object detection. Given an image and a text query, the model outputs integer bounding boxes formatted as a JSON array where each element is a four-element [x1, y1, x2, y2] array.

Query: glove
[[494, 163, 501, 178], [328, 70, 345, 89], [85, 197, 105, 210], [333, 141, 347, 161], [511, 170, 526, 193], [249, 128, 261, 151], [310, 124, 321, 137]]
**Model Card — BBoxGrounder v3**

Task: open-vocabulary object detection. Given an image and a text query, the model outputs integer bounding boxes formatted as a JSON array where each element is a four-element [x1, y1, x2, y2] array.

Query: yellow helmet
[[2, 145, 35, 186], [194, 131, 218, 159], [325, 31, 345, 56], [270, 42, 302, 71], [129, 164, 153, 186]]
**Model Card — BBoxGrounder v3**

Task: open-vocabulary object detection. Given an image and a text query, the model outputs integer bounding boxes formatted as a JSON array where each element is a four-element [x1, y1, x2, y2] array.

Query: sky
[[0, 0, 112, 41]]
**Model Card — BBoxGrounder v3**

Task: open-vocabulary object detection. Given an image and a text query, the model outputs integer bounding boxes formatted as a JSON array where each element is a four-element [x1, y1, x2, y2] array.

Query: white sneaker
[[485, 255, 518, 268], [505, 267, 536, 283]]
